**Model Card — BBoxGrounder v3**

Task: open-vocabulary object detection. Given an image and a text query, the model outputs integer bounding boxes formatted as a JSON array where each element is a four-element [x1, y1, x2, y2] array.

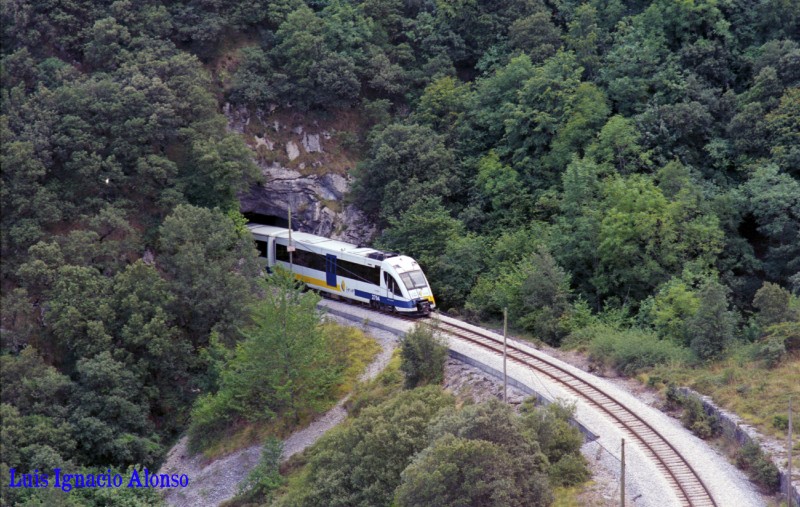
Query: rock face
[[226, 104, 376, 244], [239, 164, 375, 243], [286, 141, 300, 161]]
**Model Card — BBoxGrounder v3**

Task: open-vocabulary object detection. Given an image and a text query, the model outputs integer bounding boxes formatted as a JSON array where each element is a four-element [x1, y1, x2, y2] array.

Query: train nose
[[416, 300, 431, 316]]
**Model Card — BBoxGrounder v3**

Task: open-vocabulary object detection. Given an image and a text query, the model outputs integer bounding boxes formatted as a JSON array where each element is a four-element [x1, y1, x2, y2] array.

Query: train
[[248, 224, 436, 315]]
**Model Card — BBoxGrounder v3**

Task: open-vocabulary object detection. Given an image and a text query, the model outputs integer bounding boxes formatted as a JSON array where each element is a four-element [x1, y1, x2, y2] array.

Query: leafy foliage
[[188, 270, 343, 451], [3, 0, 800, 493], [299, 386, 455, 507], [400, 324, 448, 388]]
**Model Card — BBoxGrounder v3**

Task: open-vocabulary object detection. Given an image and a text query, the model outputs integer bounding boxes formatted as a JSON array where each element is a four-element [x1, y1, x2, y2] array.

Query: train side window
[[255, 240, 268, 258], [338, 259, 380, 285], [292, 248, 326, 271], [276, 243, 290, 262]]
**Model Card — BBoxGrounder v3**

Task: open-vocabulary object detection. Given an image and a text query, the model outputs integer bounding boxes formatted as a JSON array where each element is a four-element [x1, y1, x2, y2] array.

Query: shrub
[[396, 435, 552, 507], [772, 414, 788, 431], [549, 454, 591, 487], [757, 335, 787, 368], [580, 324, 691, 375], [400, 324, 448, 388], [237, 437, 284, 503], [666, 387, 721, 440], [686, 280, 737, 360], [300, 386, 455, 507], [735, 441, 780, 492]]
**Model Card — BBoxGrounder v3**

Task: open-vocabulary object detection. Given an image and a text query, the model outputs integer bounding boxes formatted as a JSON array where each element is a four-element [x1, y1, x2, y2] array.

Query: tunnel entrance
[[242, 212, 290, 228]]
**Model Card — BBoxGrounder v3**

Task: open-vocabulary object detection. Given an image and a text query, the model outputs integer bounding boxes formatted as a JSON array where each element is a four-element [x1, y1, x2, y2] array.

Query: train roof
[[247, 224, 395, 262]]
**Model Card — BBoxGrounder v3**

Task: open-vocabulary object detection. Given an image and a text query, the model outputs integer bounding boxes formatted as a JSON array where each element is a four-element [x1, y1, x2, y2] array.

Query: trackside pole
[[288, 207, 295, 274], [790, 398, 794, 507], [621, 438, 625, 507], [503, 307, 508, 403]]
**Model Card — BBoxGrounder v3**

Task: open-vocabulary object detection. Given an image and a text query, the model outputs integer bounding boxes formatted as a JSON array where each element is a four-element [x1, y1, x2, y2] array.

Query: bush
[[396, 435, 552, 507], [757, 336, 787, 368], [300, 386, 455, 507], [735, 441, 780, 492], [680, 396, 721, 440], [187, 391, 236, 453], [236, 437, 284, 504], [772, 414, 788, 431], [579, 324, 692, 375], [400, 324, 448, 388], [549, 453, 591, 487], [666, 386, 721, 440]]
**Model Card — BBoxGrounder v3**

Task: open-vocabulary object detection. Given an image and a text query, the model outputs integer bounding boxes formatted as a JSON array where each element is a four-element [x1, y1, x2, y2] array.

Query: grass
[[645, 344, 800, 440], [552, 483, 623, 507], [199, 322, 381, 460]]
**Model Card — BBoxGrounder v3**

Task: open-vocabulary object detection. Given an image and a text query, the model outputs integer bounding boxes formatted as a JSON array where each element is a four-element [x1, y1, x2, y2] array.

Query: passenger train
[[249, 224, 436, 315]]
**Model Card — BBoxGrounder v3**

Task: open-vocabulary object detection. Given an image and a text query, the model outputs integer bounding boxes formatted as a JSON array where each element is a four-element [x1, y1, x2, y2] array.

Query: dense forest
[[1, 0, 799, 505]]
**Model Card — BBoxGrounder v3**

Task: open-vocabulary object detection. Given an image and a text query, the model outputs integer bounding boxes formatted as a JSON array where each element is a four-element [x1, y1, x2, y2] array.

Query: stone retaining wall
[[676, 387, 799, 506]]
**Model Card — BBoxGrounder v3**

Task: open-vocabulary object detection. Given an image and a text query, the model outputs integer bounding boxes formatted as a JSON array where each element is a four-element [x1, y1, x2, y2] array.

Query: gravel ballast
[[321, 300, 765, 507]]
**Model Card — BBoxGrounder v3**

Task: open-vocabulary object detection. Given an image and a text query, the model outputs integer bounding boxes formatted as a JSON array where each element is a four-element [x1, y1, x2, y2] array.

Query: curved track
[[416, 316, 718, 507]]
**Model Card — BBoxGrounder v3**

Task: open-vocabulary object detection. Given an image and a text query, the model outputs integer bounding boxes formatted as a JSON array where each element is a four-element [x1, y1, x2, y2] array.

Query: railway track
[[412, 315, 718, 507]]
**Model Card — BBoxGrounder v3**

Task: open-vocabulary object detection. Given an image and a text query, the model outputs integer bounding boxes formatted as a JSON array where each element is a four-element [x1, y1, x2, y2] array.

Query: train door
[[325, 254, 337, 287]]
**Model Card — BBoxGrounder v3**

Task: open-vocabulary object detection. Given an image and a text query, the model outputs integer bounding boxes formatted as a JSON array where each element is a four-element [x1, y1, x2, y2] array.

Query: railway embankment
[[321, 300, 764, 507]]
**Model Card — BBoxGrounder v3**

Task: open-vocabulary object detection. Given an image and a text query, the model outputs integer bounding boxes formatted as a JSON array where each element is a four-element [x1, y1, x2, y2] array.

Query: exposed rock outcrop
[[239, 163, 375, 243], [226, 103, 375, 244], [286, 140, 300, 161]]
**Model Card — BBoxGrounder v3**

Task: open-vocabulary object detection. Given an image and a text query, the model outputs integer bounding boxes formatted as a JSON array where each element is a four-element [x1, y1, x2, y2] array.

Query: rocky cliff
[[225, 103, 376, 244]]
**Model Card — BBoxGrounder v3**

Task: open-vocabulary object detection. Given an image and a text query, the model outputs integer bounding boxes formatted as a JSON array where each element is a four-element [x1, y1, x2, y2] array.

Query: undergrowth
[[198, 322, 380, 460]]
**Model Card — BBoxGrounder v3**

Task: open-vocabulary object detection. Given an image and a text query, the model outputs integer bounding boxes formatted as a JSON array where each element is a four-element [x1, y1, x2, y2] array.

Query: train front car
[[380, 255, 436, 315]]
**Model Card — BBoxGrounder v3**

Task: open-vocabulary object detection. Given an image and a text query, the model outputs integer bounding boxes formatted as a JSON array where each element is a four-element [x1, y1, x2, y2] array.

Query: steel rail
[[421, 316, 718, 507]]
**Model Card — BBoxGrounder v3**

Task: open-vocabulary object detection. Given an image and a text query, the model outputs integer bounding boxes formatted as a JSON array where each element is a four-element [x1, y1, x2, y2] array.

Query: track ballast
[[408, 315, 718, 507]]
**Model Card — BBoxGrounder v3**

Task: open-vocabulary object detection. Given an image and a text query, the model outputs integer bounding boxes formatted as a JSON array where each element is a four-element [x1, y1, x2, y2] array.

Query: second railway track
[[414, 315, 718, 507]]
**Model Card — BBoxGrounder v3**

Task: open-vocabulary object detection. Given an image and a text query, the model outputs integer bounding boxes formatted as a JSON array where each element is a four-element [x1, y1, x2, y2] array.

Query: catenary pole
[[790, 397, 794, 507], [621, 438, 626, 507], [503, 307, 508, 403], [288, 207, 294, 274]]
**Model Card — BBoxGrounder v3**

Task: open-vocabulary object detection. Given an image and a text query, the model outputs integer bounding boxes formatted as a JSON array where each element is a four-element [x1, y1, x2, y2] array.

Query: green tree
[[428, 234, 488, 309], [686, 279, 737, 359], [301, 386, 455, 507], [377, 197, 463, 269], [158, 204, 260, 343], [396, 435, 550, 507], [764, 87, 800, 176], [188, 271, 342, 449], [474, 151, 533, 229], [182, 128, 261, 209], [564, 4, 605, 79], [587, 115, 650, 174], [237, 437, 285, 504], [400, 325, 448, 388], [744, 165, 800, 282], [515, 248, 572, 345], [350, 123, 457, 221], [645, 276, 701, 344], [753, 282, 799, 328], [70, 351, 162, 466], [508, 12, 562, 63], [0, 118, 61, 276]]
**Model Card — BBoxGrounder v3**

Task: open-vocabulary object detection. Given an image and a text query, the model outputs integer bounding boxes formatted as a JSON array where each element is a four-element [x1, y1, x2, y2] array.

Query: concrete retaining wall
[[676, 387, 799, 506]]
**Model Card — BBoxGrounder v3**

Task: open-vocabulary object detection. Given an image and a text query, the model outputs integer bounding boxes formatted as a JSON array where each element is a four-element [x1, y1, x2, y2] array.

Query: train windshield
[[400, 270, 427, 290]]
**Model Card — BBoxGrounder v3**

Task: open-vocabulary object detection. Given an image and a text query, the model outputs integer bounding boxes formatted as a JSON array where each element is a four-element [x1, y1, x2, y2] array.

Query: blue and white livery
[[249, 224, 436, 315]]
